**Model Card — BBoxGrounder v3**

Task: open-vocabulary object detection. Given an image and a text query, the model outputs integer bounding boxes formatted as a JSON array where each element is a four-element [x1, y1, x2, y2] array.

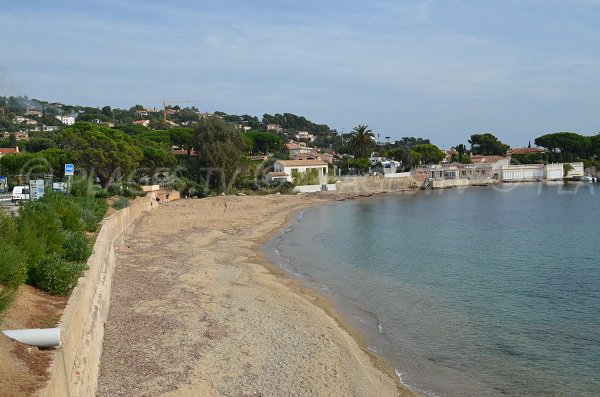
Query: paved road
[[0, 193, 19, 214]]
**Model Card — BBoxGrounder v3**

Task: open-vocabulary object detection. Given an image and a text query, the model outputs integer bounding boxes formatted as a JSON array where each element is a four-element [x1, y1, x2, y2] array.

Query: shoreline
[[255, 202, 418, 396], [97, 194, 418, 396]]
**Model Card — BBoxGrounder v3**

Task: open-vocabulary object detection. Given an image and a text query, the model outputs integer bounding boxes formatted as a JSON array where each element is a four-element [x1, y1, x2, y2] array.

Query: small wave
[[367, 345, 378, 353], [377, 320, 384, 334], [395, 369, 441, 397]]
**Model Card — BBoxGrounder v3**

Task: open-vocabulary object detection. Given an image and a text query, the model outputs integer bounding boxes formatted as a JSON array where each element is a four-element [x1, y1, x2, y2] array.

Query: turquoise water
[[267, 183, 600, 396]]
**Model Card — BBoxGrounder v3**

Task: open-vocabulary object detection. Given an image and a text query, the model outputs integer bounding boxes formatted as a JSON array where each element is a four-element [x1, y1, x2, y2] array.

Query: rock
[[236, 192, 246, 196]]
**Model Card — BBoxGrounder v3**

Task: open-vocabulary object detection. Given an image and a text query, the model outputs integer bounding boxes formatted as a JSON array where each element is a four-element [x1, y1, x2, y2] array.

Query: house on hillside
[[294, 131, 315, 142], [55, 115, 75, 125], [0, 147, 20, 158], [293, 151, 334, 163], [286, 142, 313, 157], [15, 116, 37, 125], [266, 124, 283, 133], [25, 109, 43, 117], [133, 119, 150, 127]]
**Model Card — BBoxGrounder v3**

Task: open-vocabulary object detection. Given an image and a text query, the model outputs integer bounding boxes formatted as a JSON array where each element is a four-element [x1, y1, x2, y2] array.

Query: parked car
[[11, 185, 30, 204]]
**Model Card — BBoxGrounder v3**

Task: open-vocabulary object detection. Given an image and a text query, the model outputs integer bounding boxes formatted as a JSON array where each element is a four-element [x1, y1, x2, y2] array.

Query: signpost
[[0, 176, 6, 194], [64, 164, 74, 176], [64, 164, 74, 194], [29, 179, 45, 200]]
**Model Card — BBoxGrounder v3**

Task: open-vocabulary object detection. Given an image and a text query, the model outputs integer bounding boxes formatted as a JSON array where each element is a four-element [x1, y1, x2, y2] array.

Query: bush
[[29, 254, 86, 295], [94, 189, 109, 199], [112, 197, 129, 210], [43, 192, 84, 232], [63, 231, 92, 262], [107, 184, 122, 197], [0, 241, 28, 289], [18, 200, 66, 266]]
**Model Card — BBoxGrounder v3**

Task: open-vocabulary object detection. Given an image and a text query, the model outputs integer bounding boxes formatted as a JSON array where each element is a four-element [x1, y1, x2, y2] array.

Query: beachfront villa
[[415, 159, 585, 184], [273, 159, 329, 184]]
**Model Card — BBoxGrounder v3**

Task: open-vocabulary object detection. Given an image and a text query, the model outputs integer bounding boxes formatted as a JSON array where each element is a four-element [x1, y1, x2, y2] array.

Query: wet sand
[[97, 195, 418, 397]]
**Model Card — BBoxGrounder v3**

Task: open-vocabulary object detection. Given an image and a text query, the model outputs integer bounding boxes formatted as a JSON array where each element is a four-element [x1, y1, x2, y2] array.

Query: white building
[[501, 162, 584, 181], [294, 131, 316, 142], [273, 159, 329, 184], [55, 115, 75, 125], [286, 142, 314, 157]]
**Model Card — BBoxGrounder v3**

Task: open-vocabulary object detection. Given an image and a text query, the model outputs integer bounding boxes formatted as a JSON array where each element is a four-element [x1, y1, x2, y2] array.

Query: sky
[[1, 0, 599, 148]]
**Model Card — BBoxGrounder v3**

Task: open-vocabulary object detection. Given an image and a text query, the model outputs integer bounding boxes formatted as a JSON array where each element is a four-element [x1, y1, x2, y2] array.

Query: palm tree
[[347, 124, 375, 159]]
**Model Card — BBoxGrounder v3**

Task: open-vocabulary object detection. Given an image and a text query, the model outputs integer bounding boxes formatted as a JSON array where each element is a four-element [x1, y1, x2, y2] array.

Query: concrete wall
[[384, 172, 412, 178], [502, 164, 544, 181], [40, 197, 156, 397], [293, 184, 336, 193], [544, 163, 563, 180], [431, 178, 498, 189], [335, 175, 417, 193]]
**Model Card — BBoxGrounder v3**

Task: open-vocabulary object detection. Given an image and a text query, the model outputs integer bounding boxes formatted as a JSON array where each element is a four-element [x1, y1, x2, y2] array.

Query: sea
[[265, 182, 600, 397]]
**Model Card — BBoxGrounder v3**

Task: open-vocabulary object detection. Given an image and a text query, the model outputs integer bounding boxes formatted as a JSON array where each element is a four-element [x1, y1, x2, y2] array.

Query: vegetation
[[0, 191, 107, 310], [469, 133, 510, 156], [347, 125, 375, 159], [534, 132, 598, 162], [194, 118, 248, 191], [412, 144, 445, 164]]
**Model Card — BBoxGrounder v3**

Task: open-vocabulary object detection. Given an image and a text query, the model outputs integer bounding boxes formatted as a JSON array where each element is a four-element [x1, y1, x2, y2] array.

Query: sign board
[[0, 176, 7, 193], [29, 179, 45, 200], [64, 163, 75, 176]]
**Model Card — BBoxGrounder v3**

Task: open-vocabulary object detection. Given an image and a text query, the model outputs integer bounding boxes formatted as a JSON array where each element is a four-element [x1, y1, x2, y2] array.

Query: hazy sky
[[1, 0, 599, 147]]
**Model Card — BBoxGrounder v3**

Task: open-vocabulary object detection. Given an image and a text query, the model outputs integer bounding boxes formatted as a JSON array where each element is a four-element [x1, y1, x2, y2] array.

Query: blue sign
[[64, 163, 75, 176]]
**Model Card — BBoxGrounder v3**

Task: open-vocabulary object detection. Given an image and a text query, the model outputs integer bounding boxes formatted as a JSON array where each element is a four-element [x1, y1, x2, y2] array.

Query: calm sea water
[[266, 183, 600, 397]]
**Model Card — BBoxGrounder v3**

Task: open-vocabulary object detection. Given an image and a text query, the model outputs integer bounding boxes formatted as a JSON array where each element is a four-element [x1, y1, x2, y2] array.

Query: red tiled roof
[[276, 159, 328, 167], [507, 147, 545, 155], [470, 155, 507, 163], [0, 148, 19, 155]]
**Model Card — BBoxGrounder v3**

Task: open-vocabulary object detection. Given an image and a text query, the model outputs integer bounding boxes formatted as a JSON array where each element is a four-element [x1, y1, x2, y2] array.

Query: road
[[0, 193, 19, 214]]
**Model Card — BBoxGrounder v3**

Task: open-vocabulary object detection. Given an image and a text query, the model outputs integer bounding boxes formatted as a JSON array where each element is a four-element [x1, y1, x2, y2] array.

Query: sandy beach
[[96, 195, 417, 397]]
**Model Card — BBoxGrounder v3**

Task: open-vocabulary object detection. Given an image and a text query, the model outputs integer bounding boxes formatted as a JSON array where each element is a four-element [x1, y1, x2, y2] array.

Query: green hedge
[[0, 192, 108, 310]]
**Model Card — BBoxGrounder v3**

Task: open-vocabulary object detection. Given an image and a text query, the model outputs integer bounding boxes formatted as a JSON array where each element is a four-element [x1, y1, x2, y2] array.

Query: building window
[[291, 169, 298, 177]]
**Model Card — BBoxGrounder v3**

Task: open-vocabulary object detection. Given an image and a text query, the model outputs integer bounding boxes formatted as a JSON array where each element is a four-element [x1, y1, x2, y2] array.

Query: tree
[[169, 127, 195, 156], [101, 106, 113, 118], [347, 125, 375, 159], [60, 122, 143, 187], [468, 133, 510, 156], [243, 131, 283, 154], [194, 118, 248, 190], [132, 137, 177, 177], [8, 133, 17, 148], [27, 137, 56, 153], [412, 144, 445, 164], [535, 132, 591, 162]]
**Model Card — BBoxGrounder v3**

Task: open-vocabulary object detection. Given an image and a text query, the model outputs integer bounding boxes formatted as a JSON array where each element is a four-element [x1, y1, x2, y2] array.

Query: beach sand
[[97, 195, 418, 397]]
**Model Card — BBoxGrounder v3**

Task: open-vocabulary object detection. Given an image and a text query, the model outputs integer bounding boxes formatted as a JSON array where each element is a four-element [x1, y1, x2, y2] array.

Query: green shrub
[[0, 241, 28, 289], [107, 184, 121, 197], [0, 212, 18, 244], [18, 200, 66, 267], [70, 177, 95, 197], [112, 197, 129, 210], [43, 192, 84, 232], [95, 189, 109, 199], [63, 231, 92, 262], [29, 254, 86, 295]]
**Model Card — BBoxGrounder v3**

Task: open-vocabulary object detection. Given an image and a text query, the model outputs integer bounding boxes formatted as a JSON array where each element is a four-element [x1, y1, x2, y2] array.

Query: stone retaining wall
[[335, 175, 417, 193], [40, 197, 156, 397]]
